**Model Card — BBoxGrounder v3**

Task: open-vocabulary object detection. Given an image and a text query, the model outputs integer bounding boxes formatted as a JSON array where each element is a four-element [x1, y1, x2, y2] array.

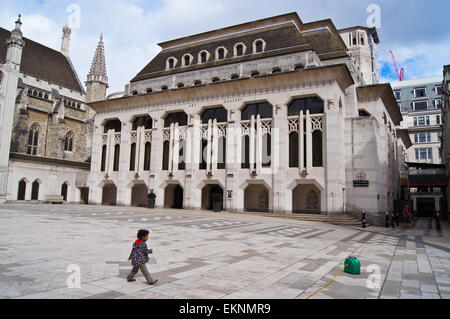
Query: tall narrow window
[[255, 40, 263, 53], [236, 44, 244, 56], [218, 48, 225, 60], [27, 124, 39, 155], [201, 52, 207, 63], [31, 181, 40, 200], [289, 132, 299, 168], [113, 144, 120, 172], [144, 143, 151, 171], [199, 139, 207, 170], [168, 58, 175, 69], [18, 180, 26, 200], [218, 137, 226, 169], [162, 141, 170, 170], [184, 55, 191, 66], [64, 131, 73, 152], [241, 135, 250, 169], [129, 143, 136, 171], [262, 133, 271, 168], [178, 139, 186, 170], [101, 145, 107, 172], [61, 183, 68, 201], [312, 131, 323, 167]]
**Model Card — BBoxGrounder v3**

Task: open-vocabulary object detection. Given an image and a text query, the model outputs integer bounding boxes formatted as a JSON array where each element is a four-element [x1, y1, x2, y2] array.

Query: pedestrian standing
[[403, 205, 410, 226]]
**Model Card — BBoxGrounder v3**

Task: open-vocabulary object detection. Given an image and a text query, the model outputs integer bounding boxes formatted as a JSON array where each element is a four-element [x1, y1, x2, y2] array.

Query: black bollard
[[436, 211, 441, 231], [386, 212, 389, 228], [362, 211, 367, 229]]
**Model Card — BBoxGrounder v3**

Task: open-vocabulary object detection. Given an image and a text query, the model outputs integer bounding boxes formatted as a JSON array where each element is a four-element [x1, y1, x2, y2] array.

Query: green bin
[[344, 257, 361, 275]]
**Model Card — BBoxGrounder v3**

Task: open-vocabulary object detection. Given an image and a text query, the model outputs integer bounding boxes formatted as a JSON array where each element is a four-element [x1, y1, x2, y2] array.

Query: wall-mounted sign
[[227, 190, 233, 200], [353, 171, 369, 187]]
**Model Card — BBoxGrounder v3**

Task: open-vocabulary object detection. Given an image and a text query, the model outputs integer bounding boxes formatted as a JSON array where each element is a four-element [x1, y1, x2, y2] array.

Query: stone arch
[[239, 100, 273, 120], [102, 182, 117, 206], [130, 181, 149, 207], [162, 181, 184, 209], [102, 118, 122, 133], [288, 180, 325, 214], [286, 95, 325, 116], [240, 180, 271, 213]]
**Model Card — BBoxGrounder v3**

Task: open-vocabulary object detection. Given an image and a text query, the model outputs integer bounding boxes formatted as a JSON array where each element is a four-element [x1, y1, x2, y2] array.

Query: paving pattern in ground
[[0, 204, 449, 299]]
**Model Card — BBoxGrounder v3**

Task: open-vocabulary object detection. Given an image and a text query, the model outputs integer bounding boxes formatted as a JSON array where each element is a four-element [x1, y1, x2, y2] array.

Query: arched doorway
[[244, 184, 269, 212], [164, 184, 183, 209], [102, 183, 117, 206], [31, 180, 40, 200], [131, 184, 148, 207], [201, 185, 223, 210], [61, 183, 68, 202], [292, 184, 321, 214], [17, 179, 27, 200]]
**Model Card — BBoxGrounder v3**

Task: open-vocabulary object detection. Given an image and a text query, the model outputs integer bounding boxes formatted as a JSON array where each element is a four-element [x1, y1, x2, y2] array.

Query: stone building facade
[[87, 12, 409, 217], [443, 65, 450, 217], [0, 16, 107, 203]]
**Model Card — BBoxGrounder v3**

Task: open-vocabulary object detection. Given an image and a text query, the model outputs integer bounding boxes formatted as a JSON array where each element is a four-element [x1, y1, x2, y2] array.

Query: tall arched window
[[18, 179, 27, 200], [184, 55, 191, 66], [27, 124, 40, 155], [101, 145, 107, 172], [129, 143, 136, 171], [199, 139, 207, 170], [64, 131, 74, 152], [31, 180, 40, 200], [61, 183, 68, 201], [255, 40, 264, 53], [113, 144, 120, 171], [235, 44, 244, 56], [144, 142, 151, 171]]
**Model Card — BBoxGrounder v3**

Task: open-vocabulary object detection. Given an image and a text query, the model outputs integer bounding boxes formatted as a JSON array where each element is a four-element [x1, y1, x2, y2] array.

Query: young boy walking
[[127, 229, 158, 285]]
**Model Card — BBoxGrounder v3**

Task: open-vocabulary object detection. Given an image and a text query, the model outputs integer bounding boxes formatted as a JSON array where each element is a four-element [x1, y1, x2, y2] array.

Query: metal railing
[[345, 202, 383, 227]]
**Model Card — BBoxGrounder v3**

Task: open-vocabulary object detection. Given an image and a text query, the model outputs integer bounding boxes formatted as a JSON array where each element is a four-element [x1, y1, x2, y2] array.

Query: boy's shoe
[[127, 279, 136, 282], [148, 279, 158, 286]]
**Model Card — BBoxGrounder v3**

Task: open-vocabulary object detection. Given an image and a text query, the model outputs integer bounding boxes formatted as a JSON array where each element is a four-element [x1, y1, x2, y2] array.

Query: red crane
[[390, 50, 405, 81]]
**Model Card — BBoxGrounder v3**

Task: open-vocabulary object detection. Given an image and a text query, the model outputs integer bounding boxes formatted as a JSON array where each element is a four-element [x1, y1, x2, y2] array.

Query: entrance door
[[174, 185, 183, 209], [417, 198, 435, 217]]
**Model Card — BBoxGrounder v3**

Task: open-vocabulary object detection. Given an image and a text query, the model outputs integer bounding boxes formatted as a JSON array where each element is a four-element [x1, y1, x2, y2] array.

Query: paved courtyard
[[0, 204, 449, 299]]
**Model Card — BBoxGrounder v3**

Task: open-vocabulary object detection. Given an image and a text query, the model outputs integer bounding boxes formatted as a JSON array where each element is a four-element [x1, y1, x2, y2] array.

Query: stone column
[[137, 127, 144, 173], [249, 115, 256, 173], [206, 119, 212, 173], [106, 129, 113, 174], [168, 123, 174, 173], [256, 115, 262, 175], [212, 119, 218, 174], [299, 111, 304, 172], [173, 123, 179, 173], [306, 110, 312, 171]]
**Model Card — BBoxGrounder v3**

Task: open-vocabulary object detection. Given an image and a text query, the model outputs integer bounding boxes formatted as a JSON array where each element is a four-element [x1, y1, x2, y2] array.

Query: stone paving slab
[[0, 204, 449, 299]]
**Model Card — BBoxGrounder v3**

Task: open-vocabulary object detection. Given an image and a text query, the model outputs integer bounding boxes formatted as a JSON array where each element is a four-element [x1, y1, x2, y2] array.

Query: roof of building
[[391, 76, 443, 89], [356, 83, 403, 125], [130, 12, 349, 83], [0, 27, 84, 93]]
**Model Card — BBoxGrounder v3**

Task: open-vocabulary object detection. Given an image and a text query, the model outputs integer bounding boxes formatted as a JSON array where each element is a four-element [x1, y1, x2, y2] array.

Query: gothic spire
[[87, 34, 108, 86]]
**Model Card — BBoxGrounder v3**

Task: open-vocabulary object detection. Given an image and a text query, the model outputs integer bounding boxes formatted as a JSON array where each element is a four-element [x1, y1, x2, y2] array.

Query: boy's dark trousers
[[127, 264, 155, 283]]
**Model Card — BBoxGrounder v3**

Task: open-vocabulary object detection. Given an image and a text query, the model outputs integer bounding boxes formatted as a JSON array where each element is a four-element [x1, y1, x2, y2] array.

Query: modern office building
[[393, 77, 443, 164]]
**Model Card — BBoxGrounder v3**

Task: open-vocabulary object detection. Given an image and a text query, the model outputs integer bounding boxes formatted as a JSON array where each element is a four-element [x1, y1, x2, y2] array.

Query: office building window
[[394, 90, 401, 100], [436, 85, 443, 95], [414, 88, 426, 98], [413, 101, 428, 111]]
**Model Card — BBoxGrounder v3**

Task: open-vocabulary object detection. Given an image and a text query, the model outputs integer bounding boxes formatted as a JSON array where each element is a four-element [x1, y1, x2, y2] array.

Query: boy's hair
[[137, 229, 150, 239]]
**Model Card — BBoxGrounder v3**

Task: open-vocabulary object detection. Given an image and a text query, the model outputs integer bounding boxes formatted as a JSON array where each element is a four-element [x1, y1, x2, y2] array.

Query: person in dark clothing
[[127, 229, 158, 285]]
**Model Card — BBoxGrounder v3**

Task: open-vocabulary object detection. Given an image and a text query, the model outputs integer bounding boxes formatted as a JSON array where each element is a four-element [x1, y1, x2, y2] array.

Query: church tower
[[86, 34, 108, 103], [0, 15, 25, 203]]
